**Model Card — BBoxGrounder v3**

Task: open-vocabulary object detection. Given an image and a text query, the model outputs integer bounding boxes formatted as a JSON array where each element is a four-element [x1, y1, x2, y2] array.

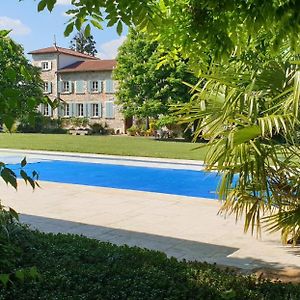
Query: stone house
[[29, 45, 128, 134]]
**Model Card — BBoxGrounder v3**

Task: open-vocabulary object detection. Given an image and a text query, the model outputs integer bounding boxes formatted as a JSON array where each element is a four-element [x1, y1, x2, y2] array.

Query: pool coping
[[0, 148, 206, 171]]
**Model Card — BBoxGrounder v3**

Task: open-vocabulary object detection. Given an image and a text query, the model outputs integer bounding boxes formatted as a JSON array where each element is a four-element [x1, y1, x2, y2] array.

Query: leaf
[[20, 170, 28, 184], [84, 24, 91, 37], [91, 20, 103, 30], [116, 20, 123, 36], [46, 0, 56, 12], [0, 274, 10, 288], [21, 157, 27, 168], [1, 168, 17, 189], [15, 270, 25, 283], [37, 0, 47, 12], [0, 29, 11, 37], [9, 207, 19, 221], [3, 115, 15, 132], [232, 126, 261, 146], [64, 22, 74, 37], [29, 267, 40, 280]]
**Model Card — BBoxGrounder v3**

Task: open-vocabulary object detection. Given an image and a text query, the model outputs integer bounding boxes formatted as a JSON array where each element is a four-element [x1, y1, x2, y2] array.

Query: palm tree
[[177, 48, 300, 244]]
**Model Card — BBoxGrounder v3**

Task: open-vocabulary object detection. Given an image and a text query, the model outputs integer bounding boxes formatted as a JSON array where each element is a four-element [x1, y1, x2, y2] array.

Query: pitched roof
[[28, 46, 99, 60], [57, 60, 117, 73]]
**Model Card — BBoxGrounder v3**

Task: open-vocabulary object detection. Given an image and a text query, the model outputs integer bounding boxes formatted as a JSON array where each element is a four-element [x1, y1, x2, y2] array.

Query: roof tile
[[28, 46, 99, 60], [58, 60, 116, 73]]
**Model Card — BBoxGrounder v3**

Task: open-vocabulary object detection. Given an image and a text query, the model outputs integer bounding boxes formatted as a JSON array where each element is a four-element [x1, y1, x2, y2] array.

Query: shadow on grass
[[152, 137, 208, 144]]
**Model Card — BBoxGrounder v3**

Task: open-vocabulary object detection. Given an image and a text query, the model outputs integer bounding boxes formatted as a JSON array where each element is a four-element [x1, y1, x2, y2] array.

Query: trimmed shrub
[[0, 227, 300, 299]]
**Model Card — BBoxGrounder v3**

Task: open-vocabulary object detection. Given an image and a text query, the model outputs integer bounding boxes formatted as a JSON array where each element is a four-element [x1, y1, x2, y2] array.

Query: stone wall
[[31, 54, 125, 133]]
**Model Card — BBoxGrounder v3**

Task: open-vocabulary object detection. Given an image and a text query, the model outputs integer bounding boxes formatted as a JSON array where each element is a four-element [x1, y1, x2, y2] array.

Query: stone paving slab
[[2, 179, 300, 272]]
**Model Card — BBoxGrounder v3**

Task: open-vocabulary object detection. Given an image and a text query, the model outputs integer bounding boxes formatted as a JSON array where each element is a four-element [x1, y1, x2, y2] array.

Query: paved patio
[[1, 149, 300, 276]]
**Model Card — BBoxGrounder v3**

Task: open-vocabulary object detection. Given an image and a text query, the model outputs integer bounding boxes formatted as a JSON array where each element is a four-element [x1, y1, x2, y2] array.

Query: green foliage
[[176, 48, 300, 241], [89, 122, 109, 135], [69, 30, 97, 56], [0, 30, 49, 131], [114, 30, 196, 119], [37, 1, 300, 65], [37, 0, 159, 37], [0, 204, 41, 288], [17, 113, 66, 134], [1, 227, 300, 299]]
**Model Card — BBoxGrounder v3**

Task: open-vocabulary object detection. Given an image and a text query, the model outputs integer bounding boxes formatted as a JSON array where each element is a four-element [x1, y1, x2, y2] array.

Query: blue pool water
[[11, 160, 221, 199]]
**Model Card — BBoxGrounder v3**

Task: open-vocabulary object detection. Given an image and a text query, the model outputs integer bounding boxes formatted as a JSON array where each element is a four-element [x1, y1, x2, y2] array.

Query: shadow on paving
[[19, 213, 300, 280]]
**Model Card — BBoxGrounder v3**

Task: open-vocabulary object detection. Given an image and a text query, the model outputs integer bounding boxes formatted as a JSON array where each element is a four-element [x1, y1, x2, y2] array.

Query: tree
[[0, 30, 44, 196], [36, 0, 300, 243], [114, 30, 196, 121], [69, 30, 97, 56], [0, 30, 47, 130]]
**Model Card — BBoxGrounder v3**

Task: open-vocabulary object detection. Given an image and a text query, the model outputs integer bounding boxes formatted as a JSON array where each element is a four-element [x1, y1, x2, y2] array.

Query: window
[[91, 81, 98, 92], [41, 61, 50, 71], [64, 104, 70, 117], [92, 104, 99, 117], [62, 81, 70, 93], [42, 104, 49, 116], [43, 82, 50, 93], [77, 103, 84, 117]]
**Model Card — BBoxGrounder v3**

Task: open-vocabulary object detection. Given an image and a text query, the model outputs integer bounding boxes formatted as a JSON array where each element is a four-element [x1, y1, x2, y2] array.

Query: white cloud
[[98, 36, 126, 59], [0, 16, 31, 36], [56, 0, 71, 5]]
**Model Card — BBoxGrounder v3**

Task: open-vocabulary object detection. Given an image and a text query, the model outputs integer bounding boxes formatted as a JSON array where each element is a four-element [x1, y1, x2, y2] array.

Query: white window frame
[[92, 103, 99, 117], [91, 81, 99, 93], [62, 81, 70, 93], [42, 104, 49, 116], [64, 103, 70, 117], [43, 82, 50, 94], [77, 103, 84, 117], [41, 61, 51, 71]]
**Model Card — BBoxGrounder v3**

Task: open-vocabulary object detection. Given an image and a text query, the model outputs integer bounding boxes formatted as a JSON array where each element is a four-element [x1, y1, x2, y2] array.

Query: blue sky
[[0, 0, 127, 59]]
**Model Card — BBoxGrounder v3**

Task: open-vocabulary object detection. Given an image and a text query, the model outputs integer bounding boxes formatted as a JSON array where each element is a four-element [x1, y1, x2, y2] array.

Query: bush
[[89, 122, 109, 135], [127, 125, 140, 136], [17, 113, 66, 134], [0, 227, 300, 299]]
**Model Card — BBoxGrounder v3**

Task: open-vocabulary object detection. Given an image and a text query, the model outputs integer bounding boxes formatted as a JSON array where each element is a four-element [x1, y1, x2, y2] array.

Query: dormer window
[[41, 61, 51, 71]]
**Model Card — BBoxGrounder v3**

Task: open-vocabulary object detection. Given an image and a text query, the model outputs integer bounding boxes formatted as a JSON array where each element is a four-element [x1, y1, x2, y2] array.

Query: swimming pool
[[10, 159, 220, 199]]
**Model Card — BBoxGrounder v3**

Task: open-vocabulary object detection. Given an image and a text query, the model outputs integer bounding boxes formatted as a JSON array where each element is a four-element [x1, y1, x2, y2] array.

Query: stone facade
[[30, 48, 125, 134]]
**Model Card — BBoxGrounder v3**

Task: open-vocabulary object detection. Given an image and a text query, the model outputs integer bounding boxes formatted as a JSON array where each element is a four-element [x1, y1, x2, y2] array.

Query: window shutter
[[70, 103, 74, 117], [37, 104, 42, 113], [58, 81, 62, 93], [97, 80, 102, 93], [76, 81, 84, 94], [106, 80, 113, 93], [68, 81, 73, 93], [49, 61, 52, 70], [57, 104, 61, 117], [48, 104, 52, 116], [87, 81, 91, 93], [48, 82, 52, 93], [86, 103, 90, 117], [105, 101, 114, 118], [99, 102, 102, 117]]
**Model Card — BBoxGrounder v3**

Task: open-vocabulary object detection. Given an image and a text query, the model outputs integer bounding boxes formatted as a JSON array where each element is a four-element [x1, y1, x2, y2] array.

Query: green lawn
[[0, 133, 207, 160]]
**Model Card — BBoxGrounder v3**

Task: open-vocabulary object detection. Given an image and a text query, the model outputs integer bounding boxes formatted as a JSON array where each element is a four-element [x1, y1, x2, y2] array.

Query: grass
[[0, 133, 208, 160], [1, 226, 300, 300]]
